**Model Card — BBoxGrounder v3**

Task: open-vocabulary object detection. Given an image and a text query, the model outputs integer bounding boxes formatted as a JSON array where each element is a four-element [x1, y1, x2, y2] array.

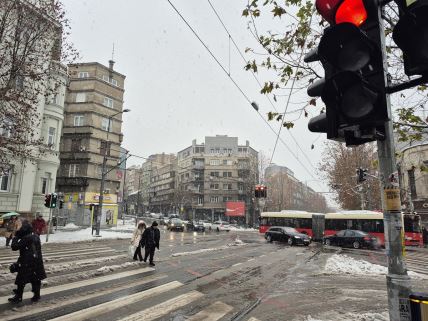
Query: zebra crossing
[[405, 250, 428, 275], [0, 241, 262, 321]]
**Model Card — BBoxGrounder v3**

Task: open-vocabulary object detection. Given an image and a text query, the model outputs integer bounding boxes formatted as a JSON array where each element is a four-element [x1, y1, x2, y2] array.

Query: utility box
[[410, 292, 428, 321]]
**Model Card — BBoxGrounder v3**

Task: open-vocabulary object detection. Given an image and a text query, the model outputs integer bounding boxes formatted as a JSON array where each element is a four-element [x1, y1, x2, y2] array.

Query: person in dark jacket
[[140, 221, 160, 266], [9, 220, 46, 303], [423, 226, 428, 248]]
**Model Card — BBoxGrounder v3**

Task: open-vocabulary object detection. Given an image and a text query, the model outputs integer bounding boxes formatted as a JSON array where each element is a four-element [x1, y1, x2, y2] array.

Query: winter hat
[[152, 221, 158, 227]]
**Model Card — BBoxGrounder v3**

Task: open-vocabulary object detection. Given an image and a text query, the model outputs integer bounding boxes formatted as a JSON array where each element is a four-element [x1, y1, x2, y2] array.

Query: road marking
[[2, 274, 167, 321], [247, 258, 255, 262], [0, 267, 154, 304], [260, 255, 266, 257], [0, 246, 113, 259], [247, 317, 261, 321], [119, 290, 204, 321], [0, 249, 116, 264], [232, 262, 242, 267], [48, 281, 183, 321], [187, 301, 234, 321]]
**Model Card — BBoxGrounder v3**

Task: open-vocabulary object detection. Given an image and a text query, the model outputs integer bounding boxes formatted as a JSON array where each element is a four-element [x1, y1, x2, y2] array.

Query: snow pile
[[96, 261, 141, 275], [299, 312, 389, 321], [324, 254, 387, 276], [62, 223, 80, 229], [172, 239, 246, 257]]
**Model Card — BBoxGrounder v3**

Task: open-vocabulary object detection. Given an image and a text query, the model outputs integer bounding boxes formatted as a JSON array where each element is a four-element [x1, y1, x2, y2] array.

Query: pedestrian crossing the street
[[0, 242, 261, 321]]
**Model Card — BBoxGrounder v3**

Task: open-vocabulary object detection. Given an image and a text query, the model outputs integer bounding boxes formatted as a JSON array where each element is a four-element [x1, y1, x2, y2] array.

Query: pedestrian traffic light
[[260, 185, 267, 198], [255, 185, 261, 198], [51, 193, 58, 208], [306, 0, 388, 146], [44, 194, 51, 208], [392, 0, 428, 76], [357, 168, 368, 183]]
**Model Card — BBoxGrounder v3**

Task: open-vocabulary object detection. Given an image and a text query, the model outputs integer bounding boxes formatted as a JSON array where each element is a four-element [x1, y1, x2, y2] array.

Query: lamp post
[[96, 108, 130, 237]]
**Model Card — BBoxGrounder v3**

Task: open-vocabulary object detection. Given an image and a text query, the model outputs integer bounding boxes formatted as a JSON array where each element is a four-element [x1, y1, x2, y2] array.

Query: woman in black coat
[[9, 220, 46, 303]]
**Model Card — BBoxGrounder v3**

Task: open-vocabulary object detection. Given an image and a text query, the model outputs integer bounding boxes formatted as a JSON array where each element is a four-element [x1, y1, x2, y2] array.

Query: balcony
[[56, 177, 89, 187], [60, 151, 91, 160]]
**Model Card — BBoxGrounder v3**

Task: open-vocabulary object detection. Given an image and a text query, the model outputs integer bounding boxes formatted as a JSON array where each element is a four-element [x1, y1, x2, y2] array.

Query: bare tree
[[318, 142, 381, 210], [0, 0, 77, 169]]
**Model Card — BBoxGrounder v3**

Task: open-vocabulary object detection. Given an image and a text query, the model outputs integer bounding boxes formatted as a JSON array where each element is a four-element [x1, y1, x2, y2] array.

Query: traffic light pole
[[46, 195, 53, 242], [376, 4, 411, 321]]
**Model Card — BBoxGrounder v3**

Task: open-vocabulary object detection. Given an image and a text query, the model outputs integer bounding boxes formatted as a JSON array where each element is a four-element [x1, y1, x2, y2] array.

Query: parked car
[[167, 218, 185, 232], [199, 220, 212, 230], [150, 213, 161, 219], [265, 226, 311, 246], [323, 229, 379, 249], [212, 221, 230, 232], [168, 214, 180, 219]]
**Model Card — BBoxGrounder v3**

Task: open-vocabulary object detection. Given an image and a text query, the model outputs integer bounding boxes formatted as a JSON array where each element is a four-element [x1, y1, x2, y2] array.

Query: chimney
[[109, 60, 115, 70]]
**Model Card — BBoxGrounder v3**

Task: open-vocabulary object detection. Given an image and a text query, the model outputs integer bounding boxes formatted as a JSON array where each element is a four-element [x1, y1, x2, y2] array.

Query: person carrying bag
[[130, 221, 146, 261]]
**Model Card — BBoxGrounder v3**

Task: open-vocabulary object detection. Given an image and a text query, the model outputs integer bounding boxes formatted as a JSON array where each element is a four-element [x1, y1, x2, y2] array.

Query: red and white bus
[[259, 210, 423, 246]]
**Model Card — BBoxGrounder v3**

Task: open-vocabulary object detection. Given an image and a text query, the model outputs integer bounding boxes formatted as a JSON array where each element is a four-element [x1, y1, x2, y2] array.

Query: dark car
[[167, 218, 185, 232], [265, 226, 311, 246], [323, 229, 379, 249]]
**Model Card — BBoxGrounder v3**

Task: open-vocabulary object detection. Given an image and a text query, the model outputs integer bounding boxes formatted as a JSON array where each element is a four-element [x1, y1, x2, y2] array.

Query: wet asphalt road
[[0, 228, 426, 321]]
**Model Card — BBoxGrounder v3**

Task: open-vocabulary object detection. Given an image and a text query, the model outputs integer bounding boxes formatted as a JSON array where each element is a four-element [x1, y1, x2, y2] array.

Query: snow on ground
[[0, 227, 132, 246], [298, 312, 389, 321], [172, 238, 246, 257], [62, 223, 80, 229], [324, 254, 425, 279]]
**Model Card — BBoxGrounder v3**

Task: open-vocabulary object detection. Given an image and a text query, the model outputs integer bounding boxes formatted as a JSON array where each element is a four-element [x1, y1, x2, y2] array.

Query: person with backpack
[[140, 221, 160, 266], [8, 220, 46, 303]]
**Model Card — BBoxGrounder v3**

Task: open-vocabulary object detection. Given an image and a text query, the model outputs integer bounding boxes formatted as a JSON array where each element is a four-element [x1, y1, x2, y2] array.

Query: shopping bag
[[128, 245, 135, 259]]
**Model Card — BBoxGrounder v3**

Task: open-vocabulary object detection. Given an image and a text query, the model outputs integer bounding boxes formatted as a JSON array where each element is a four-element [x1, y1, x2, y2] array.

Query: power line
[[166, 0, 321, 189], [207, 0, 316, 171]]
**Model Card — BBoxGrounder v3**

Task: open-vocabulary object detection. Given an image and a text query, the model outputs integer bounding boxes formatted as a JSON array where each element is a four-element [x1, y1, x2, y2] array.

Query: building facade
[[176, 135, 258, 223], [264, 164, 328, 213], [56, 61, 126, 226], [0, 1, 67, 218], [398, 138, 428, 224]]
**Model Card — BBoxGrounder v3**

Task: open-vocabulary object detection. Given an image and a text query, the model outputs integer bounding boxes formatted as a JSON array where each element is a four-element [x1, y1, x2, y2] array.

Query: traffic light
[[51, 193, 58, 208], [255, 185, 267, 198], [392, 0, 428, 76], [255, 185, 261, 198], [44, 194, 51, 208], [357, 168, 368, 183], [306, 0, 388, 146]]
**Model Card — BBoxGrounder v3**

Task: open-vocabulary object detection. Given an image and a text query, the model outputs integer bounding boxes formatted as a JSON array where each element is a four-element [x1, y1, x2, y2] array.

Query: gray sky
[[62, 0, 331, 201]]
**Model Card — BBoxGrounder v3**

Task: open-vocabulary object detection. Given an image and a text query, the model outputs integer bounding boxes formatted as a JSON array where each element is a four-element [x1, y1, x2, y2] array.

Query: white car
[[199, 220, 212, 230], [150, 213, 161, 219], [212, 221, 230, 232]]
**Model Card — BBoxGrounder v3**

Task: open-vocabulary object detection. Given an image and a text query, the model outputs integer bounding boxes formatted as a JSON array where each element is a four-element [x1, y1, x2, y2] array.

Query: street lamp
[[95, 108, 130, 237]]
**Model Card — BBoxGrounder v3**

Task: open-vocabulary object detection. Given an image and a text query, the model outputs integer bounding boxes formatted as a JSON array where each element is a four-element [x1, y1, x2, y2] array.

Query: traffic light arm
[[386, 74, 428, 94]]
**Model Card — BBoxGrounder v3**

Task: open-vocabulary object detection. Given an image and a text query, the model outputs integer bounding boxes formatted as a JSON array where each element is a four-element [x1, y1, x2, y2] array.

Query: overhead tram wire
[[166, 0, 321, 186], [207, 0, 317, 171]]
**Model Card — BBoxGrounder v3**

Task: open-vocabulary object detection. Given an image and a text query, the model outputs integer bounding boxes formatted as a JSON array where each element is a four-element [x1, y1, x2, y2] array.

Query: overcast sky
[[62, 0, 332, 202]]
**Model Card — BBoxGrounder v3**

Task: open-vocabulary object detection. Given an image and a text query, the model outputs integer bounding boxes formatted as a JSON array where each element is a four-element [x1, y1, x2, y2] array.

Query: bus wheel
[[324, 239, 331, 246], [266, 235, 272, 243], [353, 241, 360, 249], [287, 238, 293, 246]]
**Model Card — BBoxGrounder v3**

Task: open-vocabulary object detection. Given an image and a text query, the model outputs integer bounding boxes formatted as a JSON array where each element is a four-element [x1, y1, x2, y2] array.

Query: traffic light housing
[[44, 194, 51, 208], [255, 185, 267, 198], [51, 193, 58, 208], [357, 168, 368, 183], [392, 0, 428, 76], [306, 0, 388, 146]]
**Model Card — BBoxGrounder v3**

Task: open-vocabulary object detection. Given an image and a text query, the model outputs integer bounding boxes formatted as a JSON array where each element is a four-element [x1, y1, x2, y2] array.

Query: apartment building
[[56, 61, 126, 226], [176, 135, 258, 223], [150, 158, 177, 213]]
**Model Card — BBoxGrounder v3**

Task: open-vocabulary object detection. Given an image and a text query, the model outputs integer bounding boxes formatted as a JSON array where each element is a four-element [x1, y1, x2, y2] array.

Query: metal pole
[[46, 194, 53, 242], [377, 5, 411, 319]]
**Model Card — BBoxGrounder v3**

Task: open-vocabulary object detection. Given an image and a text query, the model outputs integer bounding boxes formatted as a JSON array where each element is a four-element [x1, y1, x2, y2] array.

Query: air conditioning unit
[[80, 146, 86, 152]]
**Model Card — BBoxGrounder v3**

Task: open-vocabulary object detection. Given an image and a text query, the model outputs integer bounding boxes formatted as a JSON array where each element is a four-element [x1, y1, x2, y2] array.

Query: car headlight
[[171, 224, 175, 226], [294, 236, 301, 239]]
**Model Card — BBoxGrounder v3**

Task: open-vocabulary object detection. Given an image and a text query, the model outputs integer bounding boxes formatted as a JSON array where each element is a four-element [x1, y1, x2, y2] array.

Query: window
[[103, 97, 114, 108], [0, 118, 12, 138], [210, 196, 219, 203], [210, 171, 219, 178], [68, 164, 80, 177], [41, 178, 48, 194], [210, 159, 220, 166], [47, 127, 56, 146], [74, 115, 84, 126], [101, 118, 110, 131], [222, 171, 232, 177], [71, 139, 82, 152], [197, 196, 204, 205], [223, 183, 232, 190], [223, 196, 233, 202], [0, 169, 10, 192], [210, 183, 219, 190], [223, 160, 232, 165], [102, 75, 118, 86], [78, 71, 89, 78], [76, 93, 86, 102], [408, 168, 417, 199]]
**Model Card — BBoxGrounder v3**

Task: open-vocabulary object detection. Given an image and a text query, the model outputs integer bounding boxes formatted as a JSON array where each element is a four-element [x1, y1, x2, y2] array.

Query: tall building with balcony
[[176, 135, 258, 223], [56, 61, 126, 226]]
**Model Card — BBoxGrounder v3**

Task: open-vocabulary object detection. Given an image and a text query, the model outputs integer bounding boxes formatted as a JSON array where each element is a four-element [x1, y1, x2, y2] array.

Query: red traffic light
[[316, 0, 367, 26]]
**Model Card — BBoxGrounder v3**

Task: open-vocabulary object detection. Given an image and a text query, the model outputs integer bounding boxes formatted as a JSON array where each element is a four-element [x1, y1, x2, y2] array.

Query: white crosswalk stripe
[[48, 281, 183, 321], [247, 317, 262, 321], [187, 301, 234, 321], [119, 290, 204, 321]]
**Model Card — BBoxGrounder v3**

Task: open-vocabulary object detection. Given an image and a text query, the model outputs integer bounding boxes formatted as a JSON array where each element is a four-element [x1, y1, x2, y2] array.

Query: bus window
[[325, 219, 347, 230], [260, 218, 269, 225], [404, 216, 421, 233]]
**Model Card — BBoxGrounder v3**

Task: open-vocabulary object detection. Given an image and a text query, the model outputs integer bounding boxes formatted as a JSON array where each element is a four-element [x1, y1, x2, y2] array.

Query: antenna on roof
[[109, 43, 115, 71]]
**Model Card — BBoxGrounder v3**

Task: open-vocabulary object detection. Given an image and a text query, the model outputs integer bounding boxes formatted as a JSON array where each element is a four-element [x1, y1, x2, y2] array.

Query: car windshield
[[171, 219, 182, 224], [283, 227, 298, 233], [355, 230, 369, 236]]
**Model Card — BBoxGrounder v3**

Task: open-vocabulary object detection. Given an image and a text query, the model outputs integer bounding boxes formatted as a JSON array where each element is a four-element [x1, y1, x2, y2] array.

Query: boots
[[31, 282, 41, 302], [8, 285, 23, 303]]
